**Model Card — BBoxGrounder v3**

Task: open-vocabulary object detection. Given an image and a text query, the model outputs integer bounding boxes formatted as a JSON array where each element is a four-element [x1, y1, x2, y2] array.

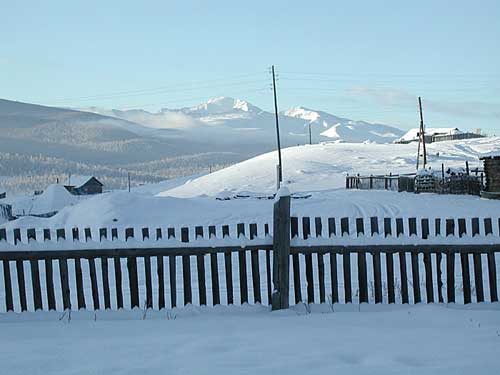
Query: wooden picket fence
[[0, 195, 499, 313]]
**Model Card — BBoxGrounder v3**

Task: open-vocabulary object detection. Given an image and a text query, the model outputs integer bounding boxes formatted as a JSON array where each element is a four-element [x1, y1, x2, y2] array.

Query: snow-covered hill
[[84, 97, 405, 144]]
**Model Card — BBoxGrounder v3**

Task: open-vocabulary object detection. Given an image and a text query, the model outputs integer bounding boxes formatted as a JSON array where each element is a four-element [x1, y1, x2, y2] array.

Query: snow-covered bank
[[160, 137, 500, 198], [1, 304, 500, 375]]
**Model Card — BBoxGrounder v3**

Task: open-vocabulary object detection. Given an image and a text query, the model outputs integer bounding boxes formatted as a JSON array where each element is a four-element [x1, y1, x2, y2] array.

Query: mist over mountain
[[1, 97, 404, 194]]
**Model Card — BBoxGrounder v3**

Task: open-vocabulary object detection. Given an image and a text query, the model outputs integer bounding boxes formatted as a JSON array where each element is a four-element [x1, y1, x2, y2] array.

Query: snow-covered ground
[[2, 137, 500, 231], [1, 304, 500, 375]]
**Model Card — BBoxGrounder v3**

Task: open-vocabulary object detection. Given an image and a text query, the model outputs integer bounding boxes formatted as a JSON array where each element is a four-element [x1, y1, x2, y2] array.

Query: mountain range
[[0, 97, 404, 193]]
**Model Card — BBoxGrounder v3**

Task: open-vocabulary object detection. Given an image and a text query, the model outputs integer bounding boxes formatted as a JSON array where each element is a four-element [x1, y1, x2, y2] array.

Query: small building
[[480, 154, 500, 199], [64, 175, 103, 195], [394, 127, 484, 144]]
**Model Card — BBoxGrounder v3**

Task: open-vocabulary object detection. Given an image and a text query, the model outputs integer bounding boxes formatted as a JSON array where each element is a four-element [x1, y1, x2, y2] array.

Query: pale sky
[[1, 0, 499, 132]]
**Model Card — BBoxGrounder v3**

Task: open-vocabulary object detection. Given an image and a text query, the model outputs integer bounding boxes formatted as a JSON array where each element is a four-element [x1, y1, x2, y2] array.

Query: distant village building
[[64, 175, 103, 195], [0, 203, 12, 223], [394, 128, 484, 144], [0, 192, 6, 199]]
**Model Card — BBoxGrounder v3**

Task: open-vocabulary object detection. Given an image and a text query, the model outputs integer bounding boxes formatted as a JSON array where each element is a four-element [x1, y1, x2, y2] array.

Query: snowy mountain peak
[[186, 97, 260, 115], [283, 107, 322, 122]]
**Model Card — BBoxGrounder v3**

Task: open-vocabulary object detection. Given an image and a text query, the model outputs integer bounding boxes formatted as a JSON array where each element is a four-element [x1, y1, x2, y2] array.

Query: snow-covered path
[[1, 305, 499, 375]]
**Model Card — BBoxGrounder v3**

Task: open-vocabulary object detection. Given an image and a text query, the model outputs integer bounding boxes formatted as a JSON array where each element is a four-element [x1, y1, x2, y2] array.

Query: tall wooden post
[[419, 97, 427, 167], [272, 65, 283, 185], [272, 192, 291, 310]]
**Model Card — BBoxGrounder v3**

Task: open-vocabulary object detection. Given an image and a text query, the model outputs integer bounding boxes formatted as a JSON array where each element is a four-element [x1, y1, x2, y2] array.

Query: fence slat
[[421, 219, 429, 239], [144, 255, 153, 309], [446, 252, 455, 303], [157, 255, 165, 310], [343, 251, 352, 303], [436, 252, 444, 303], [487, 251, 498, 302], [114, 256, 123, 309], [411, 252, 421, 303], [75, 257, 86, 310], [101, 257, 111, 309], [237, 235, 248, 304], [370, 217, 379, 235], [250, 223, 261, 304], [384, 218, 392, 237], [373, 251, 382, 303], [330, 252, 338, 304], [221, 225, 233, 305], [318, 253, 325, 303], [461, 253, 471, 304], [88, 257, 100, 310], [169, 255, 177, 308], [59, 258, 71, 310], [386, 252, 395, 303], [291, 218, 302, 304], [30, 259, 43, 311], [181, 227, 192, 306], [423, 253, 434, 303], [16, 260, 27, 311], [473, 253, 484, 303], [43, 258, 56, 311], [302, 218, 314, 303], [358, 252, 368, 303], [127, 256, 139, 309], [3, 260, 14, 311], [399, 251, 409, 304]]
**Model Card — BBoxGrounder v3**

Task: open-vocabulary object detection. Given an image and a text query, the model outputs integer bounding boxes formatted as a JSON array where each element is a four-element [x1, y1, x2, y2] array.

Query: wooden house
[[64, 175, 103, 195]]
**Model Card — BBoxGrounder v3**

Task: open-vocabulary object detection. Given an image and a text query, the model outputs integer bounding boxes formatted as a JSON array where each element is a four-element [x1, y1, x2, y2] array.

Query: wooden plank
[[328, 218, 336, 237], [421, 219, 429, 239], [142, 227, 149, 240], [446, 252, 455, 303], [317, 253, 325, 303], [14, 228, 21, 244], [358, 251, 368, 303], [125, 228, 134, 241], [315, 217, 322, 237], [386, 252, 395, 304], [303, 217, 314, 303], [471, 218, 480, 237], [266, 249, 272, 304], [59, 258, 71, 310], [458, 219, 466, 237], [101, 257, 111, 309], [168, 228, 175, 239], [84, 228, 91, 242], [435, 218, 441, 236], [169, 255, 177, 308], [408, 218, 417, 236], [156, 228, 162, 241], [237, 223, 248, 304], [72, 227, 79, 241], [399, 251, 409, 304], [30, 259, 43, 311], [43, 229, 51, 241], [436, 252, 444, 303], [111, 228, 118, 240], [27, 228, 36, 242], [290, 218, 301, 304], [396, 218, 404, 237], [56, 228, 65, 241], [487, 251, 498, 302], [461, 252, 471, 304], [0, 228, 6, 242], [373, 251, 382, 303], [250, 223, 261, 304], [484, 218, 493, 235], [144, 255, 153, 309], [75, 257, 86, 310], [16, 260, 27, 311], [222, 225, 233, 305], [329, 252, 339, 304], [99, 228, 107, 241], [181, 227, 192, 306], [384, 218, 392, 237], [210, 252, 220, 306], [423, 253, 434, 303], [356, 218, 364, 236], [114, 256, 123, 309], [88, 257, 100, 310], [340, 217, 349, 236], [196, 253, 207, 306], [473, 253, 484, 303], [127, 256, 139, 309], [370, 217, 379, 235], [411, 252, 421, 303], [157, 255, 165, 310], [3, 260, 14, 312], [343, 251, 352, 303]]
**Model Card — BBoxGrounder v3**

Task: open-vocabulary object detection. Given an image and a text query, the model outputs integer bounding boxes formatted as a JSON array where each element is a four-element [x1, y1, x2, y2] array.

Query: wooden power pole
[[272, 65, 283, 185], [308, 122, 312, 145], [418, 97, 427, 168]]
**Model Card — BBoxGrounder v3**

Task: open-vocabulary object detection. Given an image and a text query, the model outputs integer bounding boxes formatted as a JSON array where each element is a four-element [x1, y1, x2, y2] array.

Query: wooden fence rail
[[1, 196, 499, 313]]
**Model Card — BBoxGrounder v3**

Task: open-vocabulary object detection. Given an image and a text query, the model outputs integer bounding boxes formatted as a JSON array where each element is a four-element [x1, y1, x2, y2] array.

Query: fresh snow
[[1, 305, 500, 375], [396, 127, 463, 143]]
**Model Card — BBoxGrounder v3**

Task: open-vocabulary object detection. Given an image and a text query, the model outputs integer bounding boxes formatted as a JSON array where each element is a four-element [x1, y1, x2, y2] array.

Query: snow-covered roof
[[13, 184, 79, 216], [63, 175, 101, 188], [396, 128, 462, 142]]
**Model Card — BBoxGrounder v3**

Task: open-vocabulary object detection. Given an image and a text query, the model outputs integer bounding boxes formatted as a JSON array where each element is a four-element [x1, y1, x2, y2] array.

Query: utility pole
[[128, 172, 131, 192], [272, 65, 283, 186], [419, 97, 427, 168]]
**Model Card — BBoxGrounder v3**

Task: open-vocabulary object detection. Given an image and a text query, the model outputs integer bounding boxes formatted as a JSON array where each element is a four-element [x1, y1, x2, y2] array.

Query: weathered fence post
[[272, 189, 291, 310]]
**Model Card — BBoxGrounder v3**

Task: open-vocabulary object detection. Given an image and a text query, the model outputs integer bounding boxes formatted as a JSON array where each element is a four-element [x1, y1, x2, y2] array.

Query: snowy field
[[1, 304, 500, 375]]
